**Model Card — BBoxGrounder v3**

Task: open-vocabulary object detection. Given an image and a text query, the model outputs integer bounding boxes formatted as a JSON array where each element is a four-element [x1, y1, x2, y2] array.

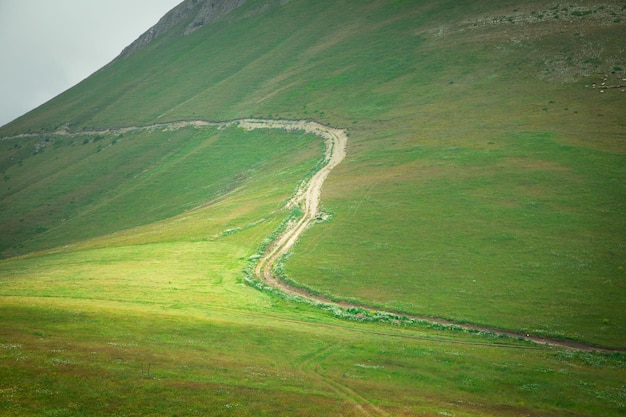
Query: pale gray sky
[[0, 0, 182, 127]]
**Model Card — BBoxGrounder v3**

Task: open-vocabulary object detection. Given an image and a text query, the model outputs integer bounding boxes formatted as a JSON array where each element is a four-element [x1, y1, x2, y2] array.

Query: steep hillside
[[1, 1, 625, 415], [0, 125, 320, 257], [2, 0, 624, 346], [2, 1, 624, 133]]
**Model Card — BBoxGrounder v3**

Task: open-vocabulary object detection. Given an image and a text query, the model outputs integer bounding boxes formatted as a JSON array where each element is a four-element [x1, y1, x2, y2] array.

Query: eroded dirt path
[[5, 119, 622, 353], [235, 121, 622, 353], [239, 120, 349, 301], [233, 121, 624, 353]]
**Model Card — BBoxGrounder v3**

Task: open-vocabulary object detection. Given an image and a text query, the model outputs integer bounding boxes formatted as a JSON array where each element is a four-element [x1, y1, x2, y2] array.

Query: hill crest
[[116, 0, 292, 60]]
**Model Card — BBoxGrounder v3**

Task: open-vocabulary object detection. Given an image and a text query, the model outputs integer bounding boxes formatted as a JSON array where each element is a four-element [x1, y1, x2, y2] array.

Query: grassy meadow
[[289, 128, 626, 347], [1, 224, 625, 416], [1, 0, 625, 414], [0, 126, 321, 257]]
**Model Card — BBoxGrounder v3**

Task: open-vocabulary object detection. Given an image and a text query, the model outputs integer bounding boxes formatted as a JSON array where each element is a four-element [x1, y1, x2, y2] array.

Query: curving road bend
[[238, 120, 622, 353], [4, 119, 621, 352], [237, 120, 348, 301]]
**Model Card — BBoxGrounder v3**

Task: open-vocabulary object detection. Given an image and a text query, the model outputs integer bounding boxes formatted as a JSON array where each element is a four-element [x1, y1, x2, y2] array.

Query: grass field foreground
[[1, 228, 625, 416], [0, 0, 625, 414]]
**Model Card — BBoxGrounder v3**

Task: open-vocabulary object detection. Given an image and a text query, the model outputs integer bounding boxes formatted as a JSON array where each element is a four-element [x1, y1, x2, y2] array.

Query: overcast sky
[[0, 0, 182, 127]]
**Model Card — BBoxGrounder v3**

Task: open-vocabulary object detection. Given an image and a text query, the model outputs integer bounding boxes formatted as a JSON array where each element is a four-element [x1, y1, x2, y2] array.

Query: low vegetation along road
[[238, 120, 621, 353], [6, 118, 620, 353]]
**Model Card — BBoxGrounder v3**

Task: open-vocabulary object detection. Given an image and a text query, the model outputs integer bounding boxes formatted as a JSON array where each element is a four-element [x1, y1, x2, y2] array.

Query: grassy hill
[[1, 0, 625, 415]]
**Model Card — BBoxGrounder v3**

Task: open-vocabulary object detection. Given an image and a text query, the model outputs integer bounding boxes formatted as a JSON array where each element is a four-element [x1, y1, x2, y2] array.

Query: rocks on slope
[[115, 0, 290, 60]]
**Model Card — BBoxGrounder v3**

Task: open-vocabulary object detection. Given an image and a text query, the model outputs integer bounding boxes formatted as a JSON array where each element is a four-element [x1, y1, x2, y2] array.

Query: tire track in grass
[[298, 344, 389, 417]]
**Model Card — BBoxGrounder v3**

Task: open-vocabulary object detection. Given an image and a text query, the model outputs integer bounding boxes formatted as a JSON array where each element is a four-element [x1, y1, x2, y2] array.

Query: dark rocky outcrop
[[115, 0, 290, 60], [116, 0, 245, 60]]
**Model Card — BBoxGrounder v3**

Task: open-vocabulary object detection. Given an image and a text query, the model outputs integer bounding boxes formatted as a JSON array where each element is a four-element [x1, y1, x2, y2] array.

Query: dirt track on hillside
[[236, 120, 622, 353], [6, 119, 622, 353], [238, 120, 348, 296]]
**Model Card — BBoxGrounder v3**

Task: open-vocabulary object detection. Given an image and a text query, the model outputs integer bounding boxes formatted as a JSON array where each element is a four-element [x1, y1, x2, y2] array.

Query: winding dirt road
[[236, 120, 349, 302], [5, 119, 621, 353], [231, 120, 622, 353]]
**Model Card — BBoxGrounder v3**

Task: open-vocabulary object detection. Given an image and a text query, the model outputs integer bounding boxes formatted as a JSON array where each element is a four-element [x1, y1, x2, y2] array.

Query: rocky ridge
[[116, 0, 245, 60], [116, 0, 291, 60]]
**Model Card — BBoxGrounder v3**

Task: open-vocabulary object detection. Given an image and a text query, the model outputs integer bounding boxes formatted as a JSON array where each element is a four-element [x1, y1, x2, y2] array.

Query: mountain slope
[[2, 0, 624, 347], [1, 1, 625, 415]]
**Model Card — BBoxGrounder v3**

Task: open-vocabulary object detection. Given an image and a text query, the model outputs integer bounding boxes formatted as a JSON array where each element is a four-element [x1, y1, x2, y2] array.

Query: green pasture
[[1, 0, 625, 414], [289, 129, 626, 347], [1, 230, 624, 416], [0, 126, 321, 257], [1, 0, 623, 135]]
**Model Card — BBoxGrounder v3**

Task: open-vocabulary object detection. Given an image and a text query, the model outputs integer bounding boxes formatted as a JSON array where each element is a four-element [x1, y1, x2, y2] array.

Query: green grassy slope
[[1, 221, 625, 416], [1, 1, 625, 414], [0, 126, 320, 257], [2, 1, 624, 133], [1, 0, 624, 346]]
